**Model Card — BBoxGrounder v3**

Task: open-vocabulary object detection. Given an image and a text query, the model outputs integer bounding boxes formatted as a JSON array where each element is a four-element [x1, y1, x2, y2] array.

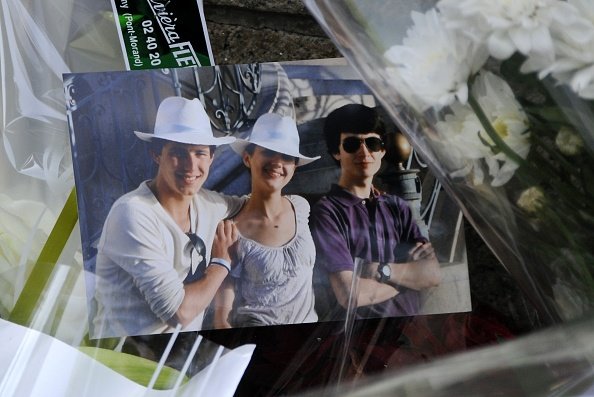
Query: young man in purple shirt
[[310, 104, 441, 321]]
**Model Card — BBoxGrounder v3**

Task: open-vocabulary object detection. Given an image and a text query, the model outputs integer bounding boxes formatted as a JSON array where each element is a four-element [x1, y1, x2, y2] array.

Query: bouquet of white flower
[[306, 0, 594, 322]]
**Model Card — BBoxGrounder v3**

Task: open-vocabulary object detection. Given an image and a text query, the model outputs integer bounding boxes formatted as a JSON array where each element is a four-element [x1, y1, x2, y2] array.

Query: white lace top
[[231, 195, 318, 326]]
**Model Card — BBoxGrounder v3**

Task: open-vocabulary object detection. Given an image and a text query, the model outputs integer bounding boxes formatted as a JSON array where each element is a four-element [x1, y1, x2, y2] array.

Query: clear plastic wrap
[[300, 315, 594, 396], [1, 1, 254, 395], [0, 0, 124, 338], [5, 0, 592, 395], [304, 0, 594, 324]]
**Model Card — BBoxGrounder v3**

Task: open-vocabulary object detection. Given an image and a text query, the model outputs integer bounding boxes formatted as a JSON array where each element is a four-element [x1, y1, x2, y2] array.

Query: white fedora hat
[[134, 96, 235, 146], [230, 113, 320, 166]]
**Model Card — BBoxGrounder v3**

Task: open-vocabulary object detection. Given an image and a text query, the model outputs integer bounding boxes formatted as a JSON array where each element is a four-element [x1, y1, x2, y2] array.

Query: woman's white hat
[[134, 96, 235, 146], [230, 113, 320, 166]]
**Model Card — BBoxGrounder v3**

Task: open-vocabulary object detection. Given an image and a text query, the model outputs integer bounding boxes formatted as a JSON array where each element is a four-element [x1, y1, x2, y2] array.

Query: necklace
[[237, 197, 283, 229]]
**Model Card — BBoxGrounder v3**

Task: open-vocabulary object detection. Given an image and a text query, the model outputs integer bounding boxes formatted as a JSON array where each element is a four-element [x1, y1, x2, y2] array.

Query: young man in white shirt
[[92, 96, 242, 337]]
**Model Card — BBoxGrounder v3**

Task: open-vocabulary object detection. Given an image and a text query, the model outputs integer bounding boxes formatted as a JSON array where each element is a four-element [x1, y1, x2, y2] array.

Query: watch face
[[379, 263, 391, 281]]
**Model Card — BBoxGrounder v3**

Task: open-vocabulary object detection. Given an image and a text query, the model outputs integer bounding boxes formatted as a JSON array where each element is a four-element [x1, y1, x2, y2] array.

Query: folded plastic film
[[305, 315, 594, 397], [0, 194, 54, 312], [0, 2, 558, 396], [0, 0, 123, 189], [0, 317, 255, 397], [0, 0, 124, 315]]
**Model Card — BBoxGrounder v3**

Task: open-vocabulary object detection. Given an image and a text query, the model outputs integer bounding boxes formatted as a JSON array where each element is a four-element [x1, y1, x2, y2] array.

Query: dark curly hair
[[323, 104, 386, 160]]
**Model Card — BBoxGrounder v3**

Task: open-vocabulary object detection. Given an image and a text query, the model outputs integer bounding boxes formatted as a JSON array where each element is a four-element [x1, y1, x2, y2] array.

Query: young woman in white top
[[213, 113, 320, 328]]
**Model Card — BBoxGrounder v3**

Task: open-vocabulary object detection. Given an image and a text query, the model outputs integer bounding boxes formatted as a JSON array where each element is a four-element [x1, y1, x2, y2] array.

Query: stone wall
[[204, 0, 339, 64]]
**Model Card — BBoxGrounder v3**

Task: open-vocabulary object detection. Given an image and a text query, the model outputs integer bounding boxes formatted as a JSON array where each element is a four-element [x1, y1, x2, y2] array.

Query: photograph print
[[64, 59, 471, 339]]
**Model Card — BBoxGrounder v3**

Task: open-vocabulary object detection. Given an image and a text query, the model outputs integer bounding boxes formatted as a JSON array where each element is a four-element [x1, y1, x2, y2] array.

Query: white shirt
[[92, 181, 243, 338]]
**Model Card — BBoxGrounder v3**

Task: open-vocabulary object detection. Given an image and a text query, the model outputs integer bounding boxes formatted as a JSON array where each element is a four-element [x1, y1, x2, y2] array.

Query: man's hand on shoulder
[[177, 220, 238, 327], [211, 220, 239, 262]]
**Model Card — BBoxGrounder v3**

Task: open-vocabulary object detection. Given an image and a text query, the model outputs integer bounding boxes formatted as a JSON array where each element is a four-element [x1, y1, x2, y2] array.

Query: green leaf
[[78, 346, 189, 390], [9, 188, 79, 326]]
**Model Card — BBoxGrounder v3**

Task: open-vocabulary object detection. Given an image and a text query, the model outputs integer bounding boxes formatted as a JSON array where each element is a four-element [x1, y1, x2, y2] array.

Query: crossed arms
[[329, 241, 441, 309]]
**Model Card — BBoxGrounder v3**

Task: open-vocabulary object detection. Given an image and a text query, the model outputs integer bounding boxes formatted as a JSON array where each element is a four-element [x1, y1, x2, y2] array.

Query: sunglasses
[[341, 136, 385, 154], [185, 233, 207, 284]]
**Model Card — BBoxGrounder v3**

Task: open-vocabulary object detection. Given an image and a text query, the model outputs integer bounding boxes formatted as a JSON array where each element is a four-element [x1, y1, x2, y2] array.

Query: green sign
[[111, 0, 213, 70]]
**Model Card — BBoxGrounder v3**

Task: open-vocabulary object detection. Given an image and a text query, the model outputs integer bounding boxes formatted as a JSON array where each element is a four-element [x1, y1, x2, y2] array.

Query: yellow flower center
[[492, 118, 509, 139]]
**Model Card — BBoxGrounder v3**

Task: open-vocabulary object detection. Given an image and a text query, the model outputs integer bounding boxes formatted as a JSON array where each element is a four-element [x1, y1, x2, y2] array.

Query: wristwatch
[[377, 263, 391, 283]]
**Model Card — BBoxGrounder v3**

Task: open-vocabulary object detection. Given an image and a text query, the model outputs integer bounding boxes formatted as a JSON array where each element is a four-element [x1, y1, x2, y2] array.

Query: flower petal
[[456, 84, 469, 104], [508, 26, 532, 55], [488, 32, 516, 59], [570, 64, 594, 92], [529, 26, 554, 55]]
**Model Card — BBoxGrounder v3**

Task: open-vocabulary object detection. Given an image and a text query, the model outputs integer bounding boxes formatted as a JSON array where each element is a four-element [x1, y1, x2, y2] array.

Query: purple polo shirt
[[311, 184, 427, 320]]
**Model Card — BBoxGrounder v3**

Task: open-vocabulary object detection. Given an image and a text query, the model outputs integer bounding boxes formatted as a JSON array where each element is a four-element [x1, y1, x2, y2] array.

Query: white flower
[[555, 127, 584, 156], [384, 9, 487, 111], [435, 104, 488, 186], [517, 186, 545, 214], [538, 0, 594, 98], [438, 0, 569, 68], [435, 71, 531, 186]]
